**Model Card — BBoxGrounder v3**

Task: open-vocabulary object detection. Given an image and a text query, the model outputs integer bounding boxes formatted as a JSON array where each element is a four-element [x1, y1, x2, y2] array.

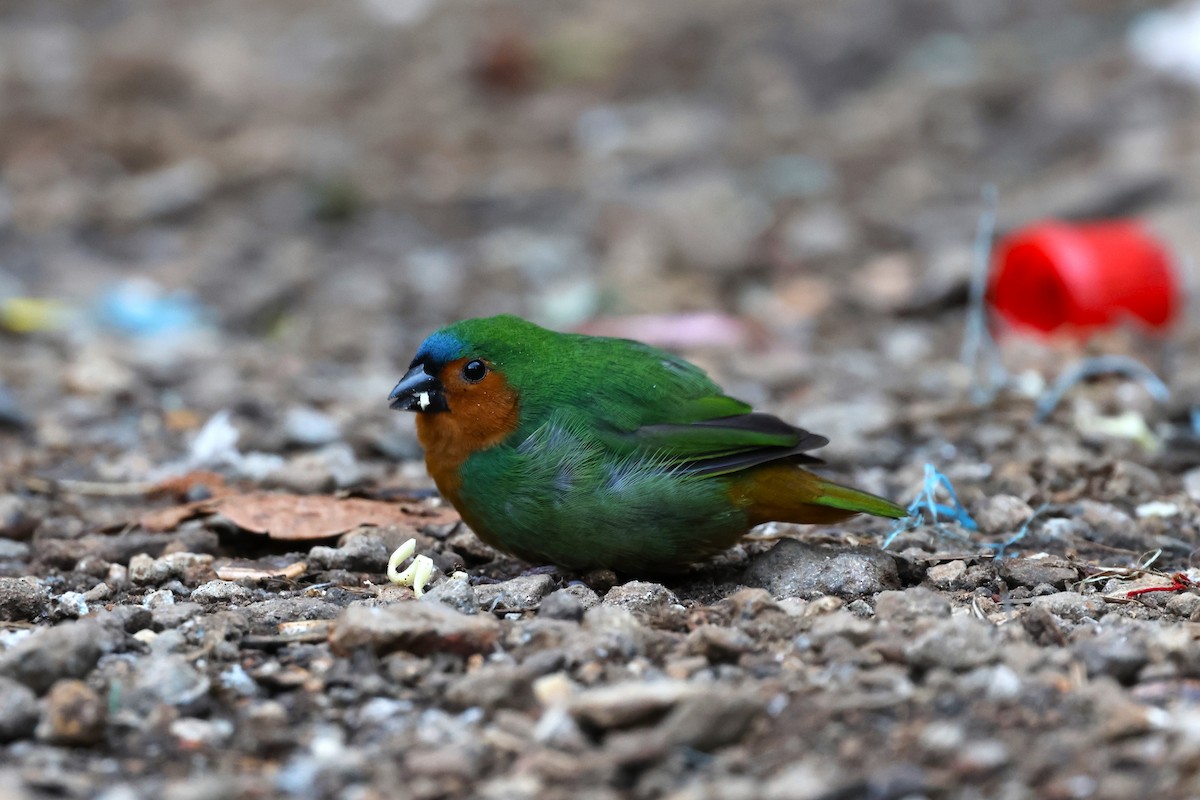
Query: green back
[[427, 314, 752, 438]]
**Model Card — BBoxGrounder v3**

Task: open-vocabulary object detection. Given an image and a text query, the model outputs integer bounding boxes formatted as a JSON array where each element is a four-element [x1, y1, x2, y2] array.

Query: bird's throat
[[415, 378, 520, 505]]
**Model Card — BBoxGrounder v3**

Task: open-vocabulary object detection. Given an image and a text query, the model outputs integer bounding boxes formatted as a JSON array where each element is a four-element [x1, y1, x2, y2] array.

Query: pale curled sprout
[[387, 538, 435, 597]]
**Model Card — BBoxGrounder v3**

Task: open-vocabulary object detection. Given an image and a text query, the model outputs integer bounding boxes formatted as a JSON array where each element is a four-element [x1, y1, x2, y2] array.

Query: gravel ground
[[4, 1, 1200, 798]]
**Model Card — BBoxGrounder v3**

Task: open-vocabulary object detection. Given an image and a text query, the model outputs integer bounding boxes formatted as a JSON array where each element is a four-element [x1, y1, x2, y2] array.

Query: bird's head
[[389, 315, 550, 428]]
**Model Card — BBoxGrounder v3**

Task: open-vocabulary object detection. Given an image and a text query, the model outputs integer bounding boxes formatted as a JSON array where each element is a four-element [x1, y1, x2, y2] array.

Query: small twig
[[1034, 355, 1170, 423], [1075, 549, 1164, 591]]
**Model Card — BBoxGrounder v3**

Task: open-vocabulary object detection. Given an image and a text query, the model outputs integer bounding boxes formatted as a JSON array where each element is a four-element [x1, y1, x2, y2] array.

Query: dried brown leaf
[[141, 499, 217, 532], [211, 493, 457, 540]]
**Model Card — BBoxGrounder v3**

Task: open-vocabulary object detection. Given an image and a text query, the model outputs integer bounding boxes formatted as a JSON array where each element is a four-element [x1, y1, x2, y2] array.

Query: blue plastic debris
[[96, 279, 206, 337], [1034, 354, 1170, 423], [984, 503, 1051, 559], [882, 463, 979, 549], [961, 184, 1008, 404]]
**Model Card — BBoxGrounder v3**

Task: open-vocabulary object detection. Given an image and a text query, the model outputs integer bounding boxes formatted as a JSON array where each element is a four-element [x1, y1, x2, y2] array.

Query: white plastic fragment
[[387, 538, 435, 597], [1074, 409, 1158, 449], [1129, 1, 1200, 86], [1136, 501, 1180, 518]]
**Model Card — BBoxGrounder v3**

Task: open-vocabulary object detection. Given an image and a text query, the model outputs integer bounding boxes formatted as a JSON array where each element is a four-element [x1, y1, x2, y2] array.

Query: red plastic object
[[989, 220, 1180, 335]]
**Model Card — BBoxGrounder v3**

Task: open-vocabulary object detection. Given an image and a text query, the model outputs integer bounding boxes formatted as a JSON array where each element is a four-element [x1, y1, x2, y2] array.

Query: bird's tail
[[733, 464, 908, 527]]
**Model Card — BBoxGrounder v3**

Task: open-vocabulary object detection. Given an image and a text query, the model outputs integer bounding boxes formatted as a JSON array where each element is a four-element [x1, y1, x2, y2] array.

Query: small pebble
[[190, 580, 254, 605], [926, 560, 968, 591], [744, 540, 900, 599], [329, 601, 501, 657], [974, 495, 1035, 535], [0, 675, 39, 741], [421, 575, 479, 616], [36, 679, 106, 745], [602, 581, 679, 618], [906, 616, 1000, 670], [0, 619, 120, 693], [283, 406, 341, 447], [538, 585, 600, 621], [1028, 592, 1107, 622], [474, 574, 556, 611], [0, 577, 49, 622], [999, 557, 1079, 590]]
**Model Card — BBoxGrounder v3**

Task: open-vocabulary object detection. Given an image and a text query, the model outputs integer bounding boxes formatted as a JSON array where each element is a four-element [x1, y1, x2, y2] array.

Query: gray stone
[[268, 444, 363, 492], [1077, 501, 1134, 535], [124, 655, 211, 714], [0, 494, 37, 540], [1028, 592, 1107, 622], [926, 560, 968, 591], [0, 539, 30, 560], [0, 577, 48, 621], [474, 574, 556, 611], [763, 762, 836, 800], [308, 528, 414, 572], [974, 495, 1035, 535], [875, 588, 952, 622], [745, 540, 900, 600], [96, 605, 153, 633], [807, 609, 876, 646], [656, 689, 764, 751], [243, 597, 341, 630], [190, 580, 254, 605], [686, 624, 754, 663], [445, 663, 538, 712], [283, 406, 341, 447], [1166, 592, 1200, 618], [111, 158, 217, 222], [421, 577, 479, 615], [539, 585, 600, 621], [330, 601, 501, 657], [569, 680, 696, 729], [639, 171, 770, 274], [578, 605, 657, 659], [129, 552, 215, 586], [999, 557, 1079, 590], [905, 616, 1000, 671], [0, 620, 122, 693], [602, 581, 680, 618], [151, 602, 204, 631], [1183, 467, 1200, 504], [1073, 627, 1151, 684], [0, 676, 38, 741]]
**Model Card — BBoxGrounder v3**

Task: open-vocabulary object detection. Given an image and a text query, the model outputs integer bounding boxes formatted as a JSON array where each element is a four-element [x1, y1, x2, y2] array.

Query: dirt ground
[[4, 1, 1200, 798]]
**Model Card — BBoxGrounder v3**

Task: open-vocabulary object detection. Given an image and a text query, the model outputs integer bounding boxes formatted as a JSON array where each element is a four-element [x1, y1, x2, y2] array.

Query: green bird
[[388, 315, 906, 574]]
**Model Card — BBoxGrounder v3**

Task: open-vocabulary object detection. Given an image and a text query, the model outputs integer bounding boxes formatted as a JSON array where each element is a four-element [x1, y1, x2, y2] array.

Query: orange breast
[[415, 359, 520, 509]]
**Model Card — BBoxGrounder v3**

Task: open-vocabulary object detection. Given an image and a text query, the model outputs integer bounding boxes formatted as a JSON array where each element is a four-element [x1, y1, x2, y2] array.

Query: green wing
[[606, 411, 829, 477], [518, 331, 831, 478]]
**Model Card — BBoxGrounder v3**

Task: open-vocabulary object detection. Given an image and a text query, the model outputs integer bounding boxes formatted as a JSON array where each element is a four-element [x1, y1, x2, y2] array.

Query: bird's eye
[[461, 360, 488, 383]]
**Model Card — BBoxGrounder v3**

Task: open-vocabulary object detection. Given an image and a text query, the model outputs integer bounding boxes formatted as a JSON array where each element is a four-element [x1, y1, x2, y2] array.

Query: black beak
[[388, 363, 447, 413]]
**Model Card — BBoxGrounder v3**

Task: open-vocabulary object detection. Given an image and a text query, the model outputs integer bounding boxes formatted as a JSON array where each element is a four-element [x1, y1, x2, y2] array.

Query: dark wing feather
[[630, 412, 829, 478]]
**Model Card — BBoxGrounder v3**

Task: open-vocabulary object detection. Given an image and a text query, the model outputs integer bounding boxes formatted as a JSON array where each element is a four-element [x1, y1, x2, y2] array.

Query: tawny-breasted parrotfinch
[[390, 315, 905, 573]]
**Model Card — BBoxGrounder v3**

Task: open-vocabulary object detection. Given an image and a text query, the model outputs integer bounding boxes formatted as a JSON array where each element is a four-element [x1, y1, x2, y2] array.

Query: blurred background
[[2, 0, 1200, 482]]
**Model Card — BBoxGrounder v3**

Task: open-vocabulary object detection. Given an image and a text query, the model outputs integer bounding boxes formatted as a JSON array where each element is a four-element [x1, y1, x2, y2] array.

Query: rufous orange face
[[414, 358, 520, 491]]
